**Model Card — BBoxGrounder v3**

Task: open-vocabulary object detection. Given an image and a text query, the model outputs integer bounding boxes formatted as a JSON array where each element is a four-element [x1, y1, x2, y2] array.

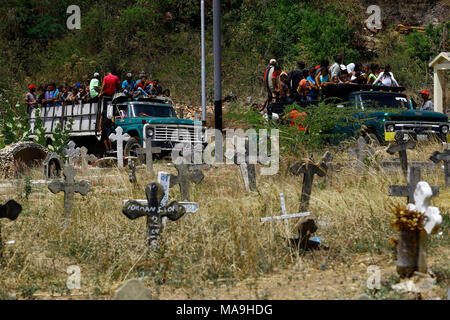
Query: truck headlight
[[386, 124, 395, 132], [146, 127, 154, 138], [441, 125, 449, 134]]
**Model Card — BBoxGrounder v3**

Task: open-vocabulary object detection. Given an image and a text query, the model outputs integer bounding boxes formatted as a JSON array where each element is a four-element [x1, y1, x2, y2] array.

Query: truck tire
[[124, 137, 143, 163]]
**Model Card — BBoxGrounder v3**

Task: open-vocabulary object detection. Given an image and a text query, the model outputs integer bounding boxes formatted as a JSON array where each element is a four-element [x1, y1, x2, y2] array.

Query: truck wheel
[[124, 137, 143, 163]]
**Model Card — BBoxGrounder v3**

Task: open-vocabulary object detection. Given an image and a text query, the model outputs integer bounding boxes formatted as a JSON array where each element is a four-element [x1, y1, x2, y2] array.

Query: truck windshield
[[132, 104, 177, 118], [360, 94, 408, 110]]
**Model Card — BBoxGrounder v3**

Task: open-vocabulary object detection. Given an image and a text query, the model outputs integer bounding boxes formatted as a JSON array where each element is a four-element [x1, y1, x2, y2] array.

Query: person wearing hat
[[25, 85, 38, 116], [420, 90, 434, 112], [90, 72, 101, 102], [122, 73, 136, 96]]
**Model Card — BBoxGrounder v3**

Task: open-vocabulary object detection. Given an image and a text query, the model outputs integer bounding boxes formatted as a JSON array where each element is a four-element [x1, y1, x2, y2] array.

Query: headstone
[[169, 163, 204, 201], [0, 199, 22, 257], [48, 165, 91, 227], [430, 149, 450, 186], [79, 147, 96, 171], [389, 165, 439, 204], [396, 182, 442, 277], [62, 141, 81, 166], [114, 279, 152, 300], [109, 127, 131, 168], [386, 132, 416, 178], [260, 193, 310, 233], [129, 160, 137, 184], [43, 152, 63, 180], [136, 138, 161, 172], [289, 158, 328, 212], [122, 183, 186, 248], [348, 137, 374, 172]]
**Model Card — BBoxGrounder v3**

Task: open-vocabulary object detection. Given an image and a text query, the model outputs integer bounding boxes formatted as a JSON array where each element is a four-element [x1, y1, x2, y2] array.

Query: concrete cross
[[43, 152, 63, 180], [260, 193, 310, 234], [396, 182, 442, 276], [48, 165, 91, 227], [225, 139, 257, 191], [0, 199, 22, 257], [63, 141, 81, 166], [136, 138, 161, 172], [386, 132, 416, 178], [109, 127, 131, 168], [79, 147, 89, 171], [430, 149, 450, 186], [129, 160, 137, 184], [122, 182, 186, 248], [290, 158, 328, 212], [349, 137, 374, 172], [389, 165, 439, 204], [169, 163, 204, 201]]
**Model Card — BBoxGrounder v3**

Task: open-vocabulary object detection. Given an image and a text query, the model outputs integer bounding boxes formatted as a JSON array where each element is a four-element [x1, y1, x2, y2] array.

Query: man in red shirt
[[100, 69, 120, 97]]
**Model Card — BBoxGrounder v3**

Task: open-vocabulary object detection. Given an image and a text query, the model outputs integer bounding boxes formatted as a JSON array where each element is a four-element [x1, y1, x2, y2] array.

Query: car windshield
[[132, 104, 177, 118], [359, 94, 408, 110]]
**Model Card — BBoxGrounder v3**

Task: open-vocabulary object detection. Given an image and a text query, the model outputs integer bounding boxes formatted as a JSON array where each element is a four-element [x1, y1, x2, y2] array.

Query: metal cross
[[109, 127, 131, 168], [290, 158, 328, 212], [0, 199, 22, 256], [386, 132, 416, 178], [430, 149, 450, 186], [136, 138, 161, 172], [48, 165, 91, 227], [169, 163, 204, 201], [389, 165, 439, 204], [122, 182, 186, 248]]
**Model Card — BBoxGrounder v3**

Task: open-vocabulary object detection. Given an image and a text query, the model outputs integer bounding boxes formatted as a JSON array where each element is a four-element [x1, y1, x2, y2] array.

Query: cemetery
[[0, 135, 448, 300]]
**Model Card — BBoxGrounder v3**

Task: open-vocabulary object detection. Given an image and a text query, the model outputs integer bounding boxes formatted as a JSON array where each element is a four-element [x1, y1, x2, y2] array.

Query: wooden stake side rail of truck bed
[[28, 101, 100, 137]]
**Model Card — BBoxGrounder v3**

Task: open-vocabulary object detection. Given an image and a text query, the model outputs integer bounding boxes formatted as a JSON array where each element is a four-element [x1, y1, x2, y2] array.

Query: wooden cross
[[260, 193, 310, 233], [348, 137, 374, 172], [43, 152, 63, 180], [128, 160, 137, 184], [169, 163, 204, 201], [48, 165, 91, 227], [389, 165, 439, 204], [430, 149, 450, 186], [136, 138, 161, 172], [225, 139, 257, 191], [290, 158, 328, 212], [0, 199, 22, 257], [63, 141, 81, 166], [122, 182, 186, 248], [109, 127, 131, 168], [386, 132, 416, 178]]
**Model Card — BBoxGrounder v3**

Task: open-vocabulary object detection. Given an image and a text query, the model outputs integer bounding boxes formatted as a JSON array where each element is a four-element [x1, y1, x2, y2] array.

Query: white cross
[[260, 193, 310, 234], [109, 127, 130, 168], [63, 140, 80, 166]]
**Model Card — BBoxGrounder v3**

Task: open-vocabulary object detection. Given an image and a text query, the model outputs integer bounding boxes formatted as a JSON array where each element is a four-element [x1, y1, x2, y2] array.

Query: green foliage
[[32, 109, 47, 147], [405, 23, 449, 64], [23, 177, 32, 200], [48, 119, 73, 157], [0, 103, 31, 148]]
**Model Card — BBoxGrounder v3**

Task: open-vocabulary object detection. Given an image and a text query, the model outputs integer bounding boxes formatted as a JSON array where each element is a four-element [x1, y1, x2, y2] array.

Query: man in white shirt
[[420, 90, 434, 112]]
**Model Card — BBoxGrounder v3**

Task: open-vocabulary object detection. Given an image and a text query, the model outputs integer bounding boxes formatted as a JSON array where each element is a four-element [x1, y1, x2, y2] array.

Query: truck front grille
[[152, 125, 203, 143]]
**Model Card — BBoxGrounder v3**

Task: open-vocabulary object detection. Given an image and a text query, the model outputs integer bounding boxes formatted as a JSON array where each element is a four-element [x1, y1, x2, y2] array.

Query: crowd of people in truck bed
[[24, 70, 171, 116], [264, 55, 402, 108]]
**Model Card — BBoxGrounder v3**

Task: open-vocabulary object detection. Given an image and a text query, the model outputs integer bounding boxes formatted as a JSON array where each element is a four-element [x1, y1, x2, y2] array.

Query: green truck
[[29, 95, 206, 156], [268, 84, 449, 145]]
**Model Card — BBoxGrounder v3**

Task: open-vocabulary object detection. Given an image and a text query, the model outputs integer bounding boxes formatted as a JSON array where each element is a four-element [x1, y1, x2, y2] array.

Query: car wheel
[[124, 137, 144, 163]]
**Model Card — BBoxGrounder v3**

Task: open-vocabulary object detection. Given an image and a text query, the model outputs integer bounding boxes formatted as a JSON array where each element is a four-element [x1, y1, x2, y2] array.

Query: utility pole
[[213, 0, 222, 132], [201, 0, 206, 126]]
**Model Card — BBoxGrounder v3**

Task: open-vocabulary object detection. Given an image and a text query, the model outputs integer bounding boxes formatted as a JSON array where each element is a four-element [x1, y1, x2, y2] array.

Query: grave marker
[[169, 163, 204, 201], [136, 138, 161, 172], [225, 139, 257, 191], [122, 182, 186, 248], [43, 152, 63, 180], [48, 165, 91, 227], [290, 158, 328, 212], [348, 137, 374, 172], [79, 147, 96, 171], [62, 141, 81, 166], [0, 199, 22, 257], [109, 127, 131, 168], [389, 166, 439, 204], [129, 160, 137, 184], [430, 149, 450, 186], [386, 132, 416, 178]]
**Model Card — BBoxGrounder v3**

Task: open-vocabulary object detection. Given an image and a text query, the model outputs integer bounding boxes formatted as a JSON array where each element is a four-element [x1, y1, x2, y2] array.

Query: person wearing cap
[[122, 73, 136, 96], [25, 85, 38, 116], [263, 59, 278, 108], [90, 73, 101, 102], [420, 91, 434, 112]]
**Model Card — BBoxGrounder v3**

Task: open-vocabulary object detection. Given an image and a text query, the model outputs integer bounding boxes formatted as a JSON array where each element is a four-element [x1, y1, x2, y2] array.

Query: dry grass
[[0, 140, 448, 300]]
